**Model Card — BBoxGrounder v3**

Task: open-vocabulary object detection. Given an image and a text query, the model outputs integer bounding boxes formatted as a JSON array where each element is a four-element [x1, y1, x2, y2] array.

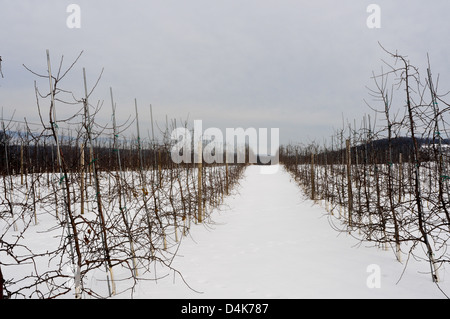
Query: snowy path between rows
[[130, 165, 448, 299]]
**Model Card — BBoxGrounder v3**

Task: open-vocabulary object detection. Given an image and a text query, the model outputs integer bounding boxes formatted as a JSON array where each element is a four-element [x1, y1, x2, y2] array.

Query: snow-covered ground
[[125, 164, 449, 299]]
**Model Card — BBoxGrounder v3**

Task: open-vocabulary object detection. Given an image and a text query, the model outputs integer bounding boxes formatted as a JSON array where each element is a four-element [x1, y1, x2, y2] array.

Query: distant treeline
[[282, 136, 450, 167], [0, 131, 253, 175]]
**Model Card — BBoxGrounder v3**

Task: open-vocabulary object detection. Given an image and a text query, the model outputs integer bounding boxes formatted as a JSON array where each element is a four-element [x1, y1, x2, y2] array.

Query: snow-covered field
[[123, 165, 449, 299], [2, 163, 448, 299]]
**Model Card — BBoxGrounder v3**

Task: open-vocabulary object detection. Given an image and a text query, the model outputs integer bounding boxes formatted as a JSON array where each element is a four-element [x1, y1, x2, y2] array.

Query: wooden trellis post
[[197, 140, 203, 223], [311, 152, 315, 201], [20, 143, 24, 185], [399, 153, 403, 203], [225, 161, 229, 196], [346, 139, 353, 227], [80, 143, 85, 215]]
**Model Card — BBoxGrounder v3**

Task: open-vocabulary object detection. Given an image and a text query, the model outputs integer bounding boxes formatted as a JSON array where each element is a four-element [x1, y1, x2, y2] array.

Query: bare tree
[[281, 45, 450, 288]]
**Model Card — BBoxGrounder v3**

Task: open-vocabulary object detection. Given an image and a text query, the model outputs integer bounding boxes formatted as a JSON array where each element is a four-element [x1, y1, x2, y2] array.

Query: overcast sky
[[1, 1, 450, 145]]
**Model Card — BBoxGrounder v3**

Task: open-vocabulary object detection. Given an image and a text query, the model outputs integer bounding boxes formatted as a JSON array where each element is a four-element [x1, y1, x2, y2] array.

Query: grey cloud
[[1, 1, 450, 144]]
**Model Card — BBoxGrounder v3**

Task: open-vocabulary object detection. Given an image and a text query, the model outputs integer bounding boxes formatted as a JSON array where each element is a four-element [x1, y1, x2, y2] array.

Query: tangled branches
[[281, 46, 450, 285], [0, 51, 246, 299]]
